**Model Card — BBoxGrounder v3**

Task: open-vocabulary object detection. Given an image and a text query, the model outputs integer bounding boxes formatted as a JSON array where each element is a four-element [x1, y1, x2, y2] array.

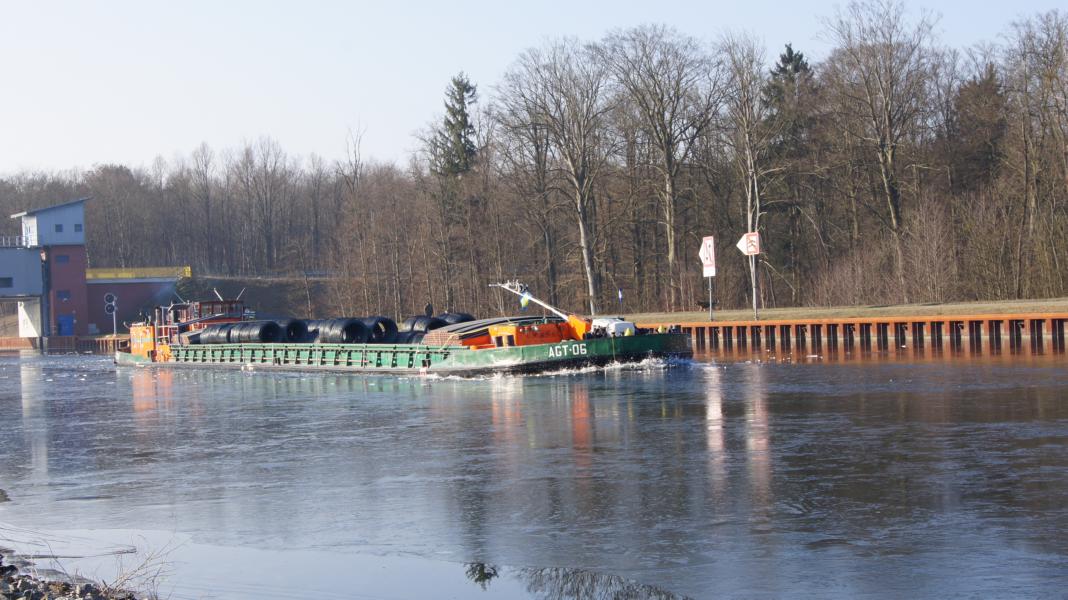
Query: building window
[[0, 277, 12, 288], [74, 224, 83, 233], [56, 254, 70, 264], [57, 290, 71, 301], [55, 224, 63, 233]]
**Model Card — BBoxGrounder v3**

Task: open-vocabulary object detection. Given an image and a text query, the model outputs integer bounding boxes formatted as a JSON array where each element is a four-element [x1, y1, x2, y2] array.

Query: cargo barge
[[114, 282, 691, 377]]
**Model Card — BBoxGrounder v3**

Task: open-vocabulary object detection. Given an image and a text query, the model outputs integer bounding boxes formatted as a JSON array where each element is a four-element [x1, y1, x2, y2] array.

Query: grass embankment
[[630, 297, 1068, 323]]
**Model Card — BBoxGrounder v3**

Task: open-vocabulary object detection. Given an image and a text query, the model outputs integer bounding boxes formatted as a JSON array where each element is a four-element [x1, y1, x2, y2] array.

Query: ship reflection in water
[[2, 353, 1068, 598]]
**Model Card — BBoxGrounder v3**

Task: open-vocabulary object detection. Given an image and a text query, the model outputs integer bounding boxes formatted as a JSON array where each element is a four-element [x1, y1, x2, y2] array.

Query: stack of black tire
[[197, 322, 235, 344], [193, 312, 474, 345], [276, 318, 309, 342], [313, 318, 370, 343], [394, 312, 475, 343], [197, 321, 282, 344], [362, 316, 399, 343]]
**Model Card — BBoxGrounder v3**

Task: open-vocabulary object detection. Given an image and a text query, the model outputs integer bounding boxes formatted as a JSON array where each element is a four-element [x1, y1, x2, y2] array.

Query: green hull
[[115, 333, 692, 376], [115, 351, 154, 366]]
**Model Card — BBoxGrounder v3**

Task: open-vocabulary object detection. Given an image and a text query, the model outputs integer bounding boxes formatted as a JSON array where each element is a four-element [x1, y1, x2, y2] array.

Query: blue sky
[[0, 0, 1059, 173]]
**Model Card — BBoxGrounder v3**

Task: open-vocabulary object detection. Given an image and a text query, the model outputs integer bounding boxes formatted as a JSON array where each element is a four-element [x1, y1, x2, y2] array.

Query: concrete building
[[5, 199, 90, 336], [2, 198, 188, 339]]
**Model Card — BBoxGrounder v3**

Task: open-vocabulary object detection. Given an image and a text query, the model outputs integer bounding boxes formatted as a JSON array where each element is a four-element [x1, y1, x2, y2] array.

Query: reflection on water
[[466, 561, 500, 589], [463, 562, 687, 600], [518, 565, 684, 600], [2, 354, 1068, 598], [699, 345, 1067, 364]]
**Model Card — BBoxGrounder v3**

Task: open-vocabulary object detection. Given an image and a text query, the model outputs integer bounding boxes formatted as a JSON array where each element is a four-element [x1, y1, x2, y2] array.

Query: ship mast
[[490, 281, 571, 321]]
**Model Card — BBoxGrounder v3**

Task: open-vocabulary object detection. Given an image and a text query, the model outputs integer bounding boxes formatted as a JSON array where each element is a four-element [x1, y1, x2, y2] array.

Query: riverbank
[[0, 553, 137, 600], [629, 296, 1068, 322]]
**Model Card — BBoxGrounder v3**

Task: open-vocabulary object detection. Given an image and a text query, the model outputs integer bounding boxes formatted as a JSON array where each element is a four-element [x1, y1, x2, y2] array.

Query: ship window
[[506, 335, 515, 347], [74, 223, 83, 232], [55, 254, 69, 264], [55, 224, 63, 233], [0, 277, 12, 288], [57, 290, 71, 301]]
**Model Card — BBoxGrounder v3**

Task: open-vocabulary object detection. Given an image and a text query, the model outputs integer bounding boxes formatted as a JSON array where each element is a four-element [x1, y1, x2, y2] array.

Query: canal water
[[1, 352, 1067, 598]]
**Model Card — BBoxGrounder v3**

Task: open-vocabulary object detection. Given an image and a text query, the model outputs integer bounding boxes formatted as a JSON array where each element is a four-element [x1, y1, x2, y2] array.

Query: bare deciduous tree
[[599, 25, 723, 310], [823, 0, 936, 302], [501, 39, 614, 314], [722, 32, 778, 318]]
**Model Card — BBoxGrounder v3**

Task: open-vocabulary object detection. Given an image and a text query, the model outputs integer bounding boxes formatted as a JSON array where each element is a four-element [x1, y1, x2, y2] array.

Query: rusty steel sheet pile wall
[[638, 314, 1068, 356]]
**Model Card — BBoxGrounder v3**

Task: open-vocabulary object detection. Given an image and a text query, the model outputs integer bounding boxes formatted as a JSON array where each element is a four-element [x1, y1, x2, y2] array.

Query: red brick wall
[[0, 337, 36, 349], [47, 245, 89, 336]]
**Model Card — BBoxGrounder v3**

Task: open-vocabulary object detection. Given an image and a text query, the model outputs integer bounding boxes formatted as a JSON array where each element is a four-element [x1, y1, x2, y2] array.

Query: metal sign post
[[698, 236, 716, 321], [708, 278, 714, 321]]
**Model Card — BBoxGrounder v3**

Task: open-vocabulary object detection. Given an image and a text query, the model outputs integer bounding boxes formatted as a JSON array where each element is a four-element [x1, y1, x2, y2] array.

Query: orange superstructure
[[487, 321, 571, 347], [129, 324, 156, 359], [125, 298, 247, 362]]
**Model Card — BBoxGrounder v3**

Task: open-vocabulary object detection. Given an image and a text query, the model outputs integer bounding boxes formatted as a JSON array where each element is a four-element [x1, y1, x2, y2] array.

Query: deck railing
[[0, 235, 26, 248]]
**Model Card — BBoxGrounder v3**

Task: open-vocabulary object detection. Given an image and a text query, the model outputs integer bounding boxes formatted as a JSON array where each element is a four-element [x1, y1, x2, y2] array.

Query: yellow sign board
[[86, 266, 191, 280]]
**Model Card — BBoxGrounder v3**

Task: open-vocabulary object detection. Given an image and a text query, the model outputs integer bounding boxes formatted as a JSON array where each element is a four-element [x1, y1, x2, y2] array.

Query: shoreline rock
[[0, 553, 138, 600]]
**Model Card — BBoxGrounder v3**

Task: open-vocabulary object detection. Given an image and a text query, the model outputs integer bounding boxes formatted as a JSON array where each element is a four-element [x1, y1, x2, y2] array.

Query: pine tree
[[764, 44, 813, 135], [946, 64, 1006, 192], [431, 73, 478, 178], [426, 73, 479, 312], [763, 44, 819, 303]]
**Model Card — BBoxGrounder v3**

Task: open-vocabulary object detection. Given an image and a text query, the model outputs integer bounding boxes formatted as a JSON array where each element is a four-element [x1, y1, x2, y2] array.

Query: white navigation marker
[[736, 232, 761, 256]]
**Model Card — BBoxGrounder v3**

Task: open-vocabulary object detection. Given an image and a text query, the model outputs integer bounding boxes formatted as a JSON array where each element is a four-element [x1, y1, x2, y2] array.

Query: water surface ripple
[[1, 354, 1067, 598]]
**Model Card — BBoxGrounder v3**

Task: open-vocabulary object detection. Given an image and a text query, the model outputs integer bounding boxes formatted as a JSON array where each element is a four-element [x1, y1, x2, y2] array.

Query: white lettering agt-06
[[547, 343, 588, 358]]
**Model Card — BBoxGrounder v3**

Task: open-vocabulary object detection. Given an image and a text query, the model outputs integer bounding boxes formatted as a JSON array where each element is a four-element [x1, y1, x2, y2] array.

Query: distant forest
[[2, 1, 1067, 318]]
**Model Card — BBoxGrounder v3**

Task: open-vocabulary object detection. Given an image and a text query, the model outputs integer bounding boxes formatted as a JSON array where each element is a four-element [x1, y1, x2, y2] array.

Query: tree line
[[2, 1, 1066, 319]]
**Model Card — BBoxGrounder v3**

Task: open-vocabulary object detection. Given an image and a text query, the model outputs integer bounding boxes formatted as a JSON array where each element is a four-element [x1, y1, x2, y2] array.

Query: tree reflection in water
[[464, 562, 688, 599], [465, 562, 499, 589]]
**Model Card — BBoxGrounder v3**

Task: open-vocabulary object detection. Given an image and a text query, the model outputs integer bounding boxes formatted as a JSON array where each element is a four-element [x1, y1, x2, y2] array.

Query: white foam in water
[[423, 356, 692, 381]]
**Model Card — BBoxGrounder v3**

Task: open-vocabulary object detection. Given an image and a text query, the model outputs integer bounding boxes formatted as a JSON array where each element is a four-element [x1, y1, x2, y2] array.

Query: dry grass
[[630, 297, 1068, 323]]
